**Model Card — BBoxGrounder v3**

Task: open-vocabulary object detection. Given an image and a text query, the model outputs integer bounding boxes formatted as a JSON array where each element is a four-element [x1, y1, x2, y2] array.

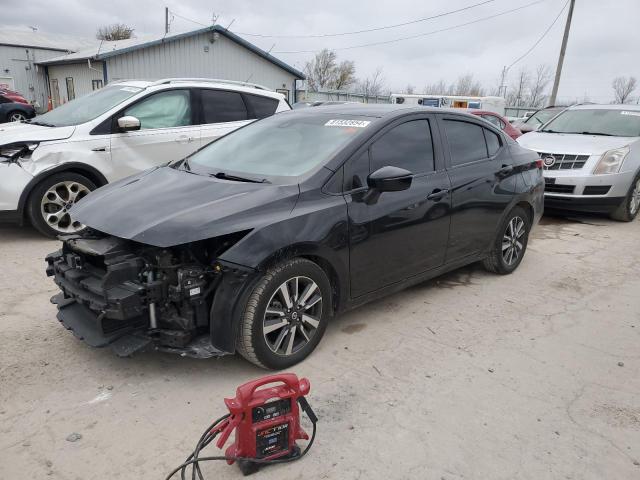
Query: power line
[[170, 10, 210, 28], [233, 0, 495, 38], [272, 0, 545, 54], [507, 0, 569, 70]]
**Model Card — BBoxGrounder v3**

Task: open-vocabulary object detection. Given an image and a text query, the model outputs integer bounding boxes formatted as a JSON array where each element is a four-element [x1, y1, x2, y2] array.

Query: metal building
[[0, 29, 94, 110], [38, 26, 305, 106]]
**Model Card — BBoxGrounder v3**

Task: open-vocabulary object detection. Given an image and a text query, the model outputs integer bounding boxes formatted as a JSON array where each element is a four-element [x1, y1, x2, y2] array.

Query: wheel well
[[298, 254, 341, 315], [516, 201, 534, 224]]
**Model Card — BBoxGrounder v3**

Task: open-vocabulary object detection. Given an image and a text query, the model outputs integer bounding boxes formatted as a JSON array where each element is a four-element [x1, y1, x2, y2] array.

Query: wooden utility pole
[[548, 0, 575, 106], [165, 7, 169, 34]]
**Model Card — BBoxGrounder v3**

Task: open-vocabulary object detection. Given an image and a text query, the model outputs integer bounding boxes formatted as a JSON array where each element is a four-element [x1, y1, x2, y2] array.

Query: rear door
[[439, 116, 518, 262], [198, 89, 253, 147], [346, 115, 451, 297], [109, 89, 198, 179]]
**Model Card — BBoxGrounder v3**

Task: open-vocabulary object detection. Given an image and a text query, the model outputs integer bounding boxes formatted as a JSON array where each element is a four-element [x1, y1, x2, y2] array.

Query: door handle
[[427, 188, 449, 200], [91, 146, 108, 152], [174, 135, 193, 144]]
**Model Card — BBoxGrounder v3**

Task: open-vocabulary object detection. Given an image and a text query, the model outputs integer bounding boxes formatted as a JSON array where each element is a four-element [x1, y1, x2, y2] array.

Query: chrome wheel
[[263, 276, 323, 356], [40, 181, 90, 233], [9, 112, 27, 122], [629, 179, 640, 215], [502, 216, 525, 266]]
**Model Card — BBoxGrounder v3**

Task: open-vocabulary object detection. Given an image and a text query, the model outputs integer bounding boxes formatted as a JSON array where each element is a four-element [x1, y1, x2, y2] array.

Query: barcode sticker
[[325, 119, 371, 128]]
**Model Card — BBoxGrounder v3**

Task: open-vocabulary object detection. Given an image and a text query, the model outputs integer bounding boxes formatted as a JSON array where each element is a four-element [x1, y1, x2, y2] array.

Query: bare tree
[[96, 23, 134, 41], [423, 79, 450, 95], [612, 76, 637, 104], [527, 64, 552, 107], [304, 49, 356, 92], [354, 68, 386, 100], [405, 84, 416, 94], [453, 74, 484, 96], [507, 68, 530, 107]]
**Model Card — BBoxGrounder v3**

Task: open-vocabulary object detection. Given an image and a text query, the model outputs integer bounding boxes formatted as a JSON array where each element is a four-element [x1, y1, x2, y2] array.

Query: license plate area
[[544, 177, 556, 185]]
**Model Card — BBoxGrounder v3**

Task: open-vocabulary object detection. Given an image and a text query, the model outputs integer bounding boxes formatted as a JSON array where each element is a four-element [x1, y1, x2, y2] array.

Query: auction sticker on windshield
[[621, 111, 640, 117], [325, 119, 371, 128]]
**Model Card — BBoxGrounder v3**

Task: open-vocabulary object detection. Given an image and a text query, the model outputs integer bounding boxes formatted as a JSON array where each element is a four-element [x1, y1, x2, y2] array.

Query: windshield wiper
[[26, 120, 56, 127], [574, 131, 615, 136], [212, 171, 268, 183]]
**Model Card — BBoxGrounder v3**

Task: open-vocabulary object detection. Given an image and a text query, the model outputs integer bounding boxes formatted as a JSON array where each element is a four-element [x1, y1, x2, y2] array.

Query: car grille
[[545, 184, 575, 194], [538, 152, 590, 170]]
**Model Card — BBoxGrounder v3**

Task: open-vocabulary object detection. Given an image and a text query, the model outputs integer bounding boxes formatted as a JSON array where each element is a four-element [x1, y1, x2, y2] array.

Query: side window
[[124, 90, 192, 129], [482, 114, 501, 129], [443, 120, 488, 166], [201, 89, 248, 124], [244, 94, 279, 119], [344, 150, 370, 191], [484, 128, 501, 156], [370, 120, 434, 174]]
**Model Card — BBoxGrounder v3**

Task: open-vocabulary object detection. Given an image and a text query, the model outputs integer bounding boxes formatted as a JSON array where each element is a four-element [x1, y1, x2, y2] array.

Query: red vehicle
[[0, 89, 29, 104], [470, 110, 522, 140]]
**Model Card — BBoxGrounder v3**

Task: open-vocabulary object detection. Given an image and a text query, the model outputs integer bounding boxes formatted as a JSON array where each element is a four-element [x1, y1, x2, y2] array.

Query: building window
[[65, 77, 75, 101], [276, 88, 290, 101], [92, 79, 103, 90]]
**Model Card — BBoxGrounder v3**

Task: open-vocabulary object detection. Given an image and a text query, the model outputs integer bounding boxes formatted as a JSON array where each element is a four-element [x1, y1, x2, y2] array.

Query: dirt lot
[[1, 214, 639, 480]]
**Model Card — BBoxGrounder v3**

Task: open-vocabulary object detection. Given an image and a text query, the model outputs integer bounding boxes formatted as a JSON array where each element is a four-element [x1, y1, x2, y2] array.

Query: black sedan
[[46, 105, 544, 369], [0, 96, 36, 123]]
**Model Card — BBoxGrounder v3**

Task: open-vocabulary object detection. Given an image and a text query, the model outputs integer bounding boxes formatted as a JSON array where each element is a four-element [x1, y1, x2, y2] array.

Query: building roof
[[37, 25, 305, 79], [0, 28, 97, 52]]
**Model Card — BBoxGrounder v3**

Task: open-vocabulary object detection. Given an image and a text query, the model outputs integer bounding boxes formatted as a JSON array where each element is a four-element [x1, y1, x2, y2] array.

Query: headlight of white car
[[593, 146, 630, 175], [0, 142, 39, 162]]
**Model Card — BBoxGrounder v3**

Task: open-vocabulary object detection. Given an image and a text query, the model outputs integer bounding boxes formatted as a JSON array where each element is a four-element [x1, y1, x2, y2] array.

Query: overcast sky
[[3, 0, 639, 102]]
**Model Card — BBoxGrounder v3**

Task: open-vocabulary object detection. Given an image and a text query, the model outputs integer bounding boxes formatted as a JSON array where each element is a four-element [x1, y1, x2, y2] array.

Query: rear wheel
[[236, 258, 332, 369], [482, 206, 531, 274], [610, 173, 640, 222], [27, 172, 96, 237]]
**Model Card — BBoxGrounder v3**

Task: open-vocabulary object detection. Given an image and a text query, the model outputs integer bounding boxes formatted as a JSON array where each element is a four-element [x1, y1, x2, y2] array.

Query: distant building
[[0, 29, 94, 110], [38, 26, 304, 107]]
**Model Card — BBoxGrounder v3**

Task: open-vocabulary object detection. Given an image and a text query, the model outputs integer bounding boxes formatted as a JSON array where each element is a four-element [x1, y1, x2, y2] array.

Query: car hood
[[0, 122, 75, 146], [70, 166, 300, 247], [517, 131, 637, 155]]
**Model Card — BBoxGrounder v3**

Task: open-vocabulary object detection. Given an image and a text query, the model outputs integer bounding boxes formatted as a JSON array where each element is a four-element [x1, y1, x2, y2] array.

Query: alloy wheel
[[502, 216, 526, 266], [9, 112, 26, 122], [629, 179, 640, 216], [40, 181, 90, 234], [262, 276, 323, 356]]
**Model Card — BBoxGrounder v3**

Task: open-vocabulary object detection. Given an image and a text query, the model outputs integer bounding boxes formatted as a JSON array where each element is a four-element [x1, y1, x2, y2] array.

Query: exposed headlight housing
[[0, 142, 39, 162], [593, 146, 630, 175]]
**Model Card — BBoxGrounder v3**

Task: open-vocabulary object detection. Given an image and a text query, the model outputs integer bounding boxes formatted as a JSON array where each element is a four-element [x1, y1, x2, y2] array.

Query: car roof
[[296, 103, 479, 119], [569, 103, 640, 111]]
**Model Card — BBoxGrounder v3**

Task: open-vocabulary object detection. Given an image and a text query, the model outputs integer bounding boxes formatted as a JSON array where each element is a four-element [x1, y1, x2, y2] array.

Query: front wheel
[[7, 111, 27, 122], [27, 172, 96, 237], [236, 258, 332, 369], [610, 173, 640, 222], [482, 206, 531, 274]]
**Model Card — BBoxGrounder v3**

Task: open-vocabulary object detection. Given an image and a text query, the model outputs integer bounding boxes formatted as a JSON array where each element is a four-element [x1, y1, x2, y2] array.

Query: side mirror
[[117, 115, 141, 132], [367, 166, 413, 192]]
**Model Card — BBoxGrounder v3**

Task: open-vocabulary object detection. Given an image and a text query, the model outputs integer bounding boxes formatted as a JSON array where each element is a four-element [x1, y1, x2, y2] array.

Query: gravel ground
[[1, 214, 639, 479]]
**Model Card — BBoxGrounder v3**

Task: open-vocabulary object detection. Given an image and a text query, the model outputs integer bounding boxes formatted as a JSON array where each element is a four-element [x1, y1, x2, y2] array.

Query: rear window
[[244, 94, 279, 119], [201, 89, 248, 123]]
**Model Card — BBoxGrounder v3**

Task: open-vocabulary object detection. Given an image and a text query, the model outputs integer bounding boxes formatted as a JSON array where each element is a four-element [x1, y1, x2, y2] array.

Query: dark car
[[0, 93, 36, 123], [46, 105, 544, 369], [470, 110, 522, 140]]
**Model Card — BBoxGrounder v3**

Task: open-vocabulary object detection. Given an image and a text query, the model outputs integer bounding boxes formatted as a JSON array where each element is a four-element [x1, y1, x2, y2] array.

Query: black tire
[[236, 258, 332, 369], [610, 172, 640, 222], [482, 206, 531, 275], [27, 172, 96, 238]]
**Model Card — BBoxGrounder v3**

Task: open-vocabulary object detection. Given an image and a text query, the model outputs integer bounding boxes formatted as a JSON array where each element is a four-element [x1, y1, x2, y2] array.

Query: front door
[[109, 89, 199, 179], [346, 116, 451, 297]]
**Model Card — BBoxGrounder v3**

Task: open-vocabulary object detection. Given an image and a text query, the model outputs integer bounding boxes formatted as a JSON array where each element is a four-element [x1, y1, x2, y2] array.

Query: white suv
[[0, 78, 290, 236]]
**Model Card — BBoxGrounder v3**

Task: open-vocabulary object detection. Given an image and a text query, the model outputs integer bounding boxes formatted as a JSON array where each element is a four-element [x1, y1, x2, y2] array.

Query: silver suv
[[0, 78, 290, 236], [518, 104, 640, 221]]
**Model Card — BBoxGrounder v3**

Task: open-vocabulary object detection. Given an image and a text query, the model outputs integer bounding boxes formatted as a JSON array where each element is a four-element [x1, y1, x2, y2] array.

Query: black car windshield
[[540, 108, 640, 137], [188, 113, 373, 178], [33, 85, 143, 127]]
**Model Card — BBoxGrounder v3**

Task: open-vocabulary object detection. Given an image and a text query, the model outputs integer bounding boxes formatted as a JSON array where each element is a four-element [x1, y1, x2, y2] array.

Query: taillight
[[535, 159, 544, 169]]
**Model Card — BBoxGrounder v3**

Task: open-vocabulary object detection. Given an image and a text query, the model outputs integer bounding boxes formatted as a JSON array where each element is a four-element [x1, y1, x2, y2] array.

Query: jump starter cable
[[166, 397, 318, 480]]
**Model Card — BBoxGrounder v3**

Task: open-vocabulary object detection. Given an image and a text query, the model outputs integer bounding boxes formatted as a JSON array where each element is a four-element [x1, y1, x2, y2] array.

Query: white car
[[0, 78, 290, 236], [518, 104, 640, 221]]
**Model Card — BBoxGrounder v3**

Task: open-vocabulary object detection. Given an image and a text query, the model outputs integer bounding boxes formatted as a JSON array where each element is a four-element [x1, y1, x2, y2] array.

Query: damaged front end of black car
[[46, 229, 254, 358]]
